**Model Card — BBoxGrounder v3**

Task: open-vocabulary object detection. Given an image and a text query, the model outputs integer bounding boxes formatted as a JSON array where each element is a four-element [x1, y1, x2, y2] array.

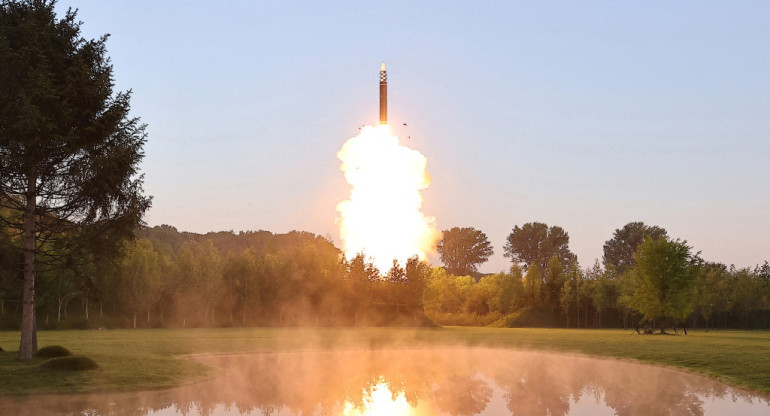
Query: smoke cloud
[[336, 125, 439, 272]]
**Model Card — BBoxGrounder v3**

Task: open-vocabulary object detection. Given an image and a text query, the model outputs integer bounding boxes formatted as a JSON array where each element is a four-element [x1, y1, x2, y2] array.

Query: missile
[[379, 62, 387, 125]]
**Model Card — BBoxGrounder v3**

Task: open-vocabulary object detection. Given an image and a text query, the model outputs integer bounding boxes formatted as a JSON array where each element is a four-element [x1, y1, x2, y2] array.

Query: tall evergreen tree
[[0, 0, 150, 359]]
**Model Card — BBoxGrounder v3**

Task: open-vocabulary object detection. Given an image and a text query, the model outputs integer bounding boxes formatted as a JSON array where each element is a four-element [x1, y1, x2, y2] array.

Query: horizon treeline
[[431, 222, 770, 330], [0, 222, 768, 330], [0, 225, 432, 329]]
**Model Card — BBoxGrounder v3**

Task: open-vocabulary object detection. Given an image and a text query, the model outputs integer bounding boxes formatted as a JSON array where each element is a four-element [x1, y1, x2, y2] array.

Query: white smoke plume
[[336, 125, 439, 272]]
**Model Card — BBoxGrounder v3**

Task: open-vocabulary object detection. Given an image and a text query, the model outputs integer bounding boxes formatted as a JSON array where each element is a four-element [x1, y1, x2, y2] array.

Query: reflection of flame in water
[[4, 348, 768, 415], [336, 125, 439, 272], [342, 381, 415, 416]]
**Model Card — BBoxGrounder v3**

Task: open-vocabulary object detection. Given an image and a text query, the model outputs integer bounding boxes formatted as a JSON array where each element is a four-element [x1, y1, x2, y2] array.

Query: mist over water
[[2, 348, 767, 415]]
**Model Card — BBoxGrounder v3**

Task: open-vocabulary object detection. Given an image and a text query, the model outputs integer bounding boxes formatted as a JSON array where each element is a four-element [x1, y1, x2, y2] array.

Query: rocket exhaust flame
[[336, 63, 438, 272], [336, 125, 438, 272]]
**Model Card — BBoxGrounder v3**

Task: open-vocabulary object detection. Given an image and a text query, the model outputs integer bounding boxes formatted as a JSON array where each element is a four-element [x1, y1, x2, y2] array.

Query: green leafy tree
[[732, 267, 764, 329], [755, 261, 770, 327], [543, 256, 565, 310], [221, 249, 260, 325], [385, 259, 408, 313], [603, 222, 667, 275], [386, 259, 407, 284], [615, 269, 635, 329], [694, 263, 732, 328], [0, 1, 150, 359], [404, 255, 430, 311], [341, 252, 379, 324], [424, 268, 463, 314], [193, 240, 222, 325], [117, 239, 163, 328], [463, 277, 492, 316], [436, 227, 494, 277], [486, 266, 524, 316], [43, 266, 78, 323], [627, 237, 700, 332], [523, 264, 542, 307], [585, 261, 614, 328], [559, 264, 582, 327], [175, 240, 222, 326], [503, 223, 576, 272]]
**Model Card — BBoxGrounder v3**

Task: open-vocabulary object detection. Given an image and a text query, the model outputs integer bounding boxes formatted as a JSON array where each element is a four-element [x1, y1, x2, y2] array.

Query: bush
[[39, 355, 98, 372], [492, 306, 564, 328], [34, 345, 72, 358]]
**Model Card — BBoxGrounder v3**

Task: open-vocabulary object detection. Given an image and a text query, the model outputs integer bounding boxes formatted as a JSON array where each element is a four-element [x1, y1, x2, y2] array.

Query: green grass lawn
[[1, 327, 769, 396]]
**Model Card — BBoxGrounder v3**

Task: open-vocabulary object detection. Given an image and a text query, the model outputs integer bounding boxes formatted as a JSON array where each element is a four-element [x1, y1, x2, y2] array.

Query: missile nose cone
[[380, 62, 386, 71]]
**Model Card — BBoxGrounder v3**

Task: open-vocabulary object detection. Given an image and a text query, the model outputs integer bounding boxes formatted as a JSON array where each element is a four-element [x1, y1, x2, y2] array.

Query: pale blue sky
[[57, 1, 770, 272]]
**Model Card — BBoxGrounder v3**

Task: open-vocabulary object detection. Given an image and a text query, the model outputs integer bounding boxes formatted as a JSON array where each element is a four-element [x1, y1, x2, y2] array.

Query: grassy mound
[[34, 345, 72, 358], [492, 306, 564, 328], [39, 355, 98, 372]]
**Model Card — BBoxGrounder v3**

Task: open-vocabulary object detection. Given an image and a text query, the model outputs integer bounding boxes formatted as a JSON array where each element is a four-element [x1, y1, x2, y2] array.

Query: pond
[[2, 348, 768, 415]]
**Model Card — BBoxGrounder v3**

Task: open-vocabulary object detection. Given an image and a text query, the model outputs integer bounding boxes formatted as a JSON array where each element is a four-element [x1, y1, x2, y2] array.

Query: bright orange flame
[[342, 381, 415, 416], [336, 125, 439, 272]]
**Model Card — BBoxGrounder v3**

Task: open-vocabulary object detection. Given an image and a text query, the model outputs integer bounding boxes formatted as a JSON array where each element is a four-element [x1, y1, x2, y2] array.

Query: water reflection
[[1, 348, 768, 416], [342, 381, 414, 416]]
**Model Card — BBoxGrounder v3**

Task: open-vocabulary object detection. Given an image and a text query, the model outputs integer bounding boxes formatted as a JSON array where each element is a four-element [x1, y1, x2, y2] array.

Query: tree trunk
[[242, 308, 246, 326], [100, 301, 103, 317], [133, 311, 137, 329], [57, 298, 63, 322], [19, 169, 37, 361], [147, 305, 151, 324], [576, 302, 580, 329], [85, 297, 89, 320], [32, 316, 37, 351]]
